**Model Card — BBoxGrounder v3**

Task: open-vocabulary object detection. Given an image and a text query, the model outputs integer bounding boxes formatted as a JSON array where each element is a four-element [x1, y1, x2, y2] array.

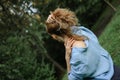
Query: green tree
[[0, 0, 56, 80]]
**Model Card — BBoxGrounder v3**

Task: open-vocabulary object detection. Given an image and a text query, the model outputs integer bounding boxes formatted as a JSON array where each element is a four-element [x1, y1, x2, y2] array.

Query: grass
[[62, 5, 120, 80], [99, 6, 120, 66]]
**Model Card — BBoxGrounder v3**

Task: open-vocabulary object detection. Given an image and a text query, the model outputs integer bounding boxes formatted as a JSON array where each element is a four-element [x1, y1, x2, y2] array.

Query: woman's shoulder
[[71, 39, 88, 54], [71, 26, 97, 37], [72, 40, 86, 48], [75, 26, 99, 43]]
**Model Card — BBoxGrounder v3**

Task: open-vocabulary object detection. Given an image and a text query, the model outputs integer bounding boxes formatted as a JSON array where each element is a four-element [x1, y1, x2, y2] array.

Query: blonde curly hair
[[45, 8, 86, 41], [51, 8, 79, 29]]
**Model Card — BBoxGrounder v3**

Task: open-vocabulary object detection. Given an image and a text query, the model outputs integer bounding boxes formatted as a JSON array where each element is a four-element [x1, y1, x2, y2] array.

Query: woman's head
[[46, 8, 78, 33], [45, 8, 85, 42]]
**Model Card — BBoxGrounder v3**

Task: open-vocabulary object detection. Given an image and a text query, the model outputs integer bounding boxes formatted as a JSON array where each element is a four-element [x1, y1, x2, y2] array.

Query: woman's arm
[[64, 38, 88, 80], [64, 38, 75, 73], [65, 55, 71, 73], [64, 38, 86, 72]]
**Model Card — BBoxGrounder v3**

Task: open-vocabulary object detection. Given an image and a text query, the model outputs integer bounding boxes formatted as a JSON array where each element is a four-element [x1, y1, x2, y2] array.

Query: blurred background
[[0, 0, 120, 80]]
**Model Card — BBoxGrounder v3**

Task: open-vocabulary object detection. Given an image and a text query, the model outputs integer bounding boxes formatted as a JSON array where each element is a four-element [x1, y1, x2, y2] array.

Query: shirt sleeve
[[68, 48, 88, 80]]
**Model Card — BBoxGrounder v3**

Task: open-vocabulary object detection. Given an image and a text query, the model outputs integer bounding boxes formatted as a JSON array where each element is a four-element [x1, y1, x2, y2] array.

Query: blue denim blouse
[[68, 26, 114, 80]]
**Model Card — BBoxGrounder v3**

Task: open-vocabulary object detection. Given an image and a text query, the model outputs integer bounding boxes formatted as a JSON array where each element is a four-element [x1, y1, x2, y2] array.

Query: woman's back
[[69, 26, 114, 79]]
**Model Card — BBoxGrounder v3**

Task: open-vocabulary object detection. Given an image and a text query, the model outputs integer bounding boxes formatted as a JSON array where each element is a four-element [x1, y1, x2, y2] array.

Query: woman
[[45, 8, 114, 80]]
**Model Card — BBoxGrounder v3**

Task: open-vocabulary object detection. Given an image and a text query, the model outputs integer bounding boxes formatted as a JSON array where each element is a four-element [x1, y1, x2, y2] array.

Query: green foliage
[[58, 0, 106, 27], [74, 0, 105, 27], [34, 60, 55, 80], [62, 73, 67, 80], [99, 6, 120, 66], [0, 24, 56, 80], [0, 0, 56, 80]]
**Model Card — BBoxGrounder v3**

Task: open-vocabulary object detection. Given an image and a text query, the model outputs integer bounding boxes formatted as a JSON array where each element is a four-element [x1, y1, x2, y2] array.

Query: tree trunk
[[104, 0, 116, 12]]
